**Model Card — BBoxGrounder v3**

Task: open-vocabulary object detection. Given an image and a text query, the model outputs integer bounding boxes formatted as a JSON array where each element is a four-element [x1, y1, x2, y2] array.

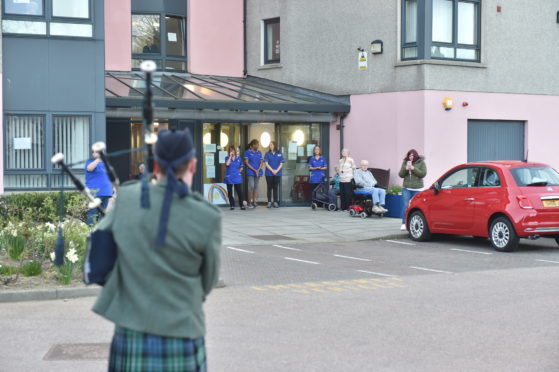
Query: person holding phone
[[398, 149, 427, 230], [225, 145, 246, 210]]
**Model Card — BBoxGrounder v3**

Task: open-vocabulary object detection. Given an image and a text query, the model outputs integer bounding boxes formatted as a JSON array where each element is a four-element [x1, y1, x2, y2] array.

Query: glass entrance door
[[247, 123, 276, 204]]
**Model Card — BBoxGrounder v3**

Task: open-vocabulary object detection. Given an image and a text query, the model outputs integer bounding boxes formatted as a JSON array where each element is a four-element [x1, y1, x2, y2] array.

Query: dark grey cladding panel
[[132, 0, 187, 16], [3, 38, 104, 112]]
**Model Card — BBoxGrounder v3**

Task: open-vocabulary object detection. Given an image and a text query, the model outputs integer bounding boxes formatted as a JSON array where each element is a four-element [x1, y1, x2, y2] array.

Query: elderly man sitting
[[354, 160, 388, 214]]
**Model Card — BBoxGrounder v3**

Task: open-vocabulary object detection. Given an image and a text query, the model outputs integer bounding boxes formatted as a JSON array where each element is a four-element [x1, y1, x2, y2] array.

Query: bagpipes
[[52, 61, 158, 285]]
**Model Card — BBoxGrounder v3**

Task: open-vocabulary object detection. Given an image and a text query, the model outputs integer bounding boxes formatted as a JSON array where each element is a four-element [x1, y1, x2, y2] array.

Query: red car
[[406, 161, 559, 252]]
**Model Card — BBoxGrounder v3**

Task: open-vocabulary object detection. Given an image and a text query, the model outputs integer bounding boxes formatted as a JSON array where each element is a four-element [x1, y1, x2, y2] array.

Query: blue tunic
[[85, 159, 113, 196], [309, 156, 327, 183], [244, 149, 263, 177], [224, 156, 243, 184], [264, 151, 285, 177]]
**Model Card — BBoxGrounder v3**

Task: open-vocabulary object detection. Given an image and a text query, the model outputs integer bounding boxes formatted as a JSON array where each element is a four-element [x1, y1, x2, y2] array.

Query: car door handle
[[464, 197, 475, 201]]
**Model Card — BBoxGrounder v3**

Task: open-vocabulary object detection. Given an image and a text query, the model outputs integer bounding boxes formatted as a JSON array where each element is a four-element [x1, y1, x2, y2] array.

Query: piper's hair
[[157, 158, 193, 178]]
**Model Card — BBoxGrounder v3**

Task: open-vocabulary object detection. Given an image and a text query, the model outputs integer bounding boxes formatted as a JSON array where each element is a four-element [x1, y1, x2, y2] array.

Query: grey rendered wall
[[2, 0, 106, 141], [246, 0, 559, 96]]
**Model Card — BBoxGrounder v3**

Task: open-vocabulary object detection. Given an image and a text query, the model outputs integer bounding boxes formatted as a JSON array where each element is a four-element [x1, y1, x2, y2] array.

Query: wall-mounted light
[[203, 133, 212, 144], [292, 129, 305, 146], [442, 97, 454, 111], [220, 132, 229, 148], [370, 40, 383, 54], [260, 131, 271, 148]]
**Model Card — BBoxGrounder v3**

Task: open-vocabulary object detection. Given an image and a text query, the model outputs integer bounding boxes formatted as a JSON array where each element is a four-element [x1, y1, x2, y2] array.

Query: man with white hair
[[354, 160, 388, 214]]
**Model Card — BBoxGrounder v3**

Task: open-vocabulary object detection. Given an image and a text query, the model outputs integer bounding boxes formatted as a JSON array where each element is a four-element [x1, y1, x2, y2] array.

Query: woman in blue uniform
[[308, 145, 327, 193], [264, 141, 285, 208], [244, 139, 263, 208], [225, 145, 246, 210]]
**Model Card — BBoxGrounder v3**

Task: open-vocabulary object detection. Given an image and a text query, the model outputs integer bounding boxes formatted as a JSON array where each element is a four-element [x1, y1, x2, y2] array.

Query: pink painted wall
[[188, 0, 244, 77], [105, 0, 131, 71], [0, 75, 3, 193], [339, 90, 559, 189]]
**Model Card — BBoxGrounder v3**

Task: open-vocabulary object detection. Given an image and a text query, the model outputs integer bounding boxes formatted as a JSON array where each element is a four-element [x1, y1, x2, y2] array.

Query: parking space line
[[385, 240, 416, 246], [227, 246, 254, 254], [535, 259, 559, 264], [410, 266, 453, 274], [284, 257, 320, 265], [272, 244, 301, 251], [356, 270, 395, 277], [333, 254, 372, 262], [451, 248, 493, 255]]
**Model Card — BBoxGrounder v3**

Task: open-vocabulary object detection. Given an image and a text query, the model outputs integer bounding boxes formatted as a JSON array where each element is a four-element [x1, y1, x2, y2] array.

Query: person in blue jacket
[[264, 141, 285, 208], [308, 145, 328, 193], [225, 145, 246, 210], [244, 139, 263, 208], [85, 149, 113, 225]]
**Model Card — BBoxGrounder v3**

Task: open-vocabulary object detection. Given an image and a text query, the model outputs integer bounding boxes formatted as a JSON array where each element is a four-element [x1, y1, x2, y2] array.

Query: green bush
[[21, 261, 42, 277], [387, 185, 403, 195], [0, 192, 88, 227], [0, 265, 19, 276], [7, 236, 25, 260]]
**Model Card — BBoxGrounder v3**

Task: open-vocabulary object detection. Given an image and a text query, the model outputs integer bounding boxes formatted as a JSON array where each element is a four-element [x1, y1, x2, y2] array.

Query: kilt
[[109, 326, 207, 372]]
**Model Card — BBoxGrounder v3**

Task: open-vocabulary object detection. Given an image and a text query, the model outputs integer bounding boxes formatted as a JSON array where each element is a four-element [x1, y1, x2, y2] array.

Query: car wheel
[[349, 209, 356, 217], [489, 217, 519, 252], [408, 211, 431, 242], [311, 203, 317, 210], [360, 212, 368, 219], [328, 203, 337, 211]]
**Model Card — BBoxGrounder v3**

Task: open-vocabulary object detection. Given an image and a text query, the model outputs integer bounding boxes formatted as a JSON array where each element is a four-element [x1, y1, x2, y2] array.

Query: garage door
[[467, 120, 525, 162]]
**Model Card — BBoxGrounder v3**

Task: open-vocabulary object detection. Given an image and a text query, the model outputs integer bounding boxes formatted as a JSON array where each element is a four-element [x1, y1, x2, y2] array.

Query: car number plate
[[542, 199, 559, 207]]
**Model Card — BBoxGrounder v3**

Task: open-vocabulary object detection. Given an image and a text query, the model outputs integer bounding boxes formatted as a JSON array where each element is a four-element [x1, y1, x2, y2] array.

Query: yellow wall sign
[[358, 52, 368, 70]]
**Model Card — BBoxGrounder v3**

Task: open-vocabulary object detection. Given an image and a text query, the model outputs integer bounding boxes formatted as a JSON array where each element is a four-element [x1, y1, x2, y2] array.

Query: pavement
[[0, 206, 405, 303]]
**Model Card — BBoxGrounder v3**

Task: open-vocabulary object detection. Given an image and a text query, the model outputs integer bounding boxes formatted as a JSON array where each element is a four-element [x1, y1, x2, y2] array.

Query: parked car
[[405, 161, 559, 252]]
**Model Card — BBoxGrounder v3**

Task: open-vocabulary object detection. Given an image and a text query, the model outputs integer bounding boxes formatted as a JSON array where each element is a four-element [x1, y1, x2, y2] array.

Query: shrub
[[387, 185, 403, 195], [21, 261, 42, 277], [0, 265, 19, 276], [0, 192, 88, 227]]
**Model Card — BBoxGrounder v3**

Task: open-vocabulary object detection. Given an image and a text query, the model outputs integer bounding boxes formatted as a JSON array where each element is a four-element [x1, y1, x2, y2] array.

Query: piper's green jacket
[[92, 180, 222, 339], [398, 157, 427, 189]]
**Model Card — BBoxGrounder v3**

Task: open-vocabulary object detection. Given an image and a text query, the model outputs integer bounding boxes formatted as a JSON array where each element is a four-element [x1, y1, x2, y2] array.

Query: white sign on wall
[[14, 137, 32, 150], [358, 52, 368, 70]]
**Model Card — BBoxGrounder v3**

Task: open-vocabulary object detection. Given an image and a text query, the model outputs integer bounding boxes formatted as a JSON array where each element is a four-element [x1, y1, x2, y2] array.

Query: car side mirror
[[433, 182, 440, 195]]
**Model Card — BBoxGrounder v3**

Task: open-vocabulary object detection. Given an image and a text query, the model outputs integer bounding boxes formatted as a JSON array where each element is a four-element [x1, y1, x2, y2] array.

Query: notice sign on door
[[14, 137, 32, 150], [358, 52, 368, 70]]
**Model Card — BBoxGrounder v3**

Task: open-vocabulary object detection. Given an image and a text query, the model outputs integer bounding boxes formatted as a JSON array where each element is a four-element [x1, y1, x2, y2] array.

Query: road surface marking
[[451, 248, 492, 255], [273, 244, 301, 251], [333, 254, 372, 262], [227, 246, 254, 254], [535, 259, 559, 264], [385, 240, 416, 246], [284, 257, 320, 265], [410, 266, 453, 274], [356, 270, 395, 277]]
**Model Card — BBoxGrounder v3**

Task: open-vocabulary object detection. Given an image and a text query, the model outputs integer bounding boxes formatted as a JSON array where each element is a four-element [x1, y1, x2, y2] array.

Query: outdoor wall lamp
[[370, 40, 383, 54]]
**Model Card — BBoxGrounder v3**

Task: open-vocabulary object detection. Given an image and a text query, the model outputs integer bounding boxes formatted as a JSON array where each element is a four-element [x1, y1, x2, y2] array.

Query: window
[[53, 116, 91, 169], [264, 18, 280, 64], [480, 168, 501, 187], [2, 0, 92, 37], [5, 115, 45, 170], [402, 0, 480, 62], [132, 13, 186, 72], [441, 167, 479, 189]]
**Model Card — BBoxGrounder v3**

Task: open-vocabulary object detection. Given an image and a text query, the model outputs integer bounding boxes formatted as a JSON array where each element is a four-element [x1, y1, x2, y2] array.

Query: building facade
[[246, 0, 559, 186], [2, 0, 559, 202]]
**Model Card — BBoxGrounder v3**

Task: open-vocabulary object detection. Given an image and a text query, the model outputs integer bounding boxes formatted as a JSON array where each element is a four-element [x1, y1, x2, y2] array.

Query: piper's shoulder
[[189, 191, 221, 215]]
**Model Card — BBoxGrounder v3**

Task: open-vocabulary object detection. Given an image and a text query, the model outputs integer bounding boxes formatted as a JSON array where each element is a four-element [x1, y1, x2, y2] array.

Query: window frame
[[478, 166, 502, 188], [401, 0, 481, 62], [2, 0, 94, 38], [263, 17, 281, 65], [131, 12, 188, 72]]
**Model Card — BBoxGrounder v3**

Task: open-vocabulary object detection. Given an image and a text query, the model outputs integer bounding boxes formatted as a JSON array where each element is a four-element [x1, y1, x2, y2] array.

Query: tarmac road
[[1, 236, 559, 371]]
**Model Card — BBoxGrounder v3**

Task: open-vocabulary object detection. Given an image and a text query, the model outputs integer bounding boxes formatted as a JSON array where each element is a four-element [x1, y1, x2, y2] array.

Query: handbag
[[83, 229, 117, 286]]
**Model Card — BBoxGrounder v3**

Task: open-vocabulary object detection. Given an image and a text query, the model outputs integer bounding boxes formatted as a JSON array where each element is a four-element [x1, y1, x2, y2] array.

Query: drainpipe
[[243, 0, 247, 76], [338, 112, 348, 153]]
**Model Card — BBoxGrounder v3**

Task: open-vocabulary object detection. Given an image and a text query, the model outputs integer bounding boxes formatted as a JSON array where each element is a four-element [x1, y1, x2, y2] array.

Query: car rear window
[[510, 166, 559, 186]]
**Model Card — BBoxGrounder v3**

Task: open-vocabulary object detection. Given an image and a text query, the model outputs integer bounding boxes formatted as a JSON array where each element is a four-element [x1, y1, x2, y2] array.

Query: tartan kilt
[[109, 326, 207, 372]]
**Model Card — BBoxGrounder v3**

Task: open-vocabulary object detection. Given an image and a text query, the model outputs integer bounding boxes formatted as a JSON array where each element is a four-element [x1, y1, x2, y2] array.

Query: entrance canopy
[[105, 72, 350, 122]]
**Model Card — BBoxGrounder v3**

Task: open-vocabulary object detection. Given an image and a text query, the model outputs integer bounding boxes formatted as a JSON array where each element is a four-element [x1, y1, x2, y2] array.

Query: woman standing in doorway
[[308, 145, 328, 193], [264, 141, 285, 208], [244, 139, 263, 208], [398, 149, 427, 230], [338, 148, 356, 211], [225, 145, 246, 210]]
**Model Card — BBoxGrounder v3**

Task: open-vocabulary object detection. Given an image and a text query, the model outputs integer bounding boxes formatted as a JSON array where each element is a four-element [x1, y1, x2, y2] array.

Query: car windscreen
[[510, 166, 559, 187]]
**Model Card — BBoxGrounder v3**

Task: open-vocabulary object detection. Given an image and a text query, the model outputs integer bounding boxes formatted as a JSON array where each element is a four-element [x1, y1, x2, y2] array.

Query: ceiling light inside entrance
[[260, 132, 271, 148], [292, 129, 305, 146]]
